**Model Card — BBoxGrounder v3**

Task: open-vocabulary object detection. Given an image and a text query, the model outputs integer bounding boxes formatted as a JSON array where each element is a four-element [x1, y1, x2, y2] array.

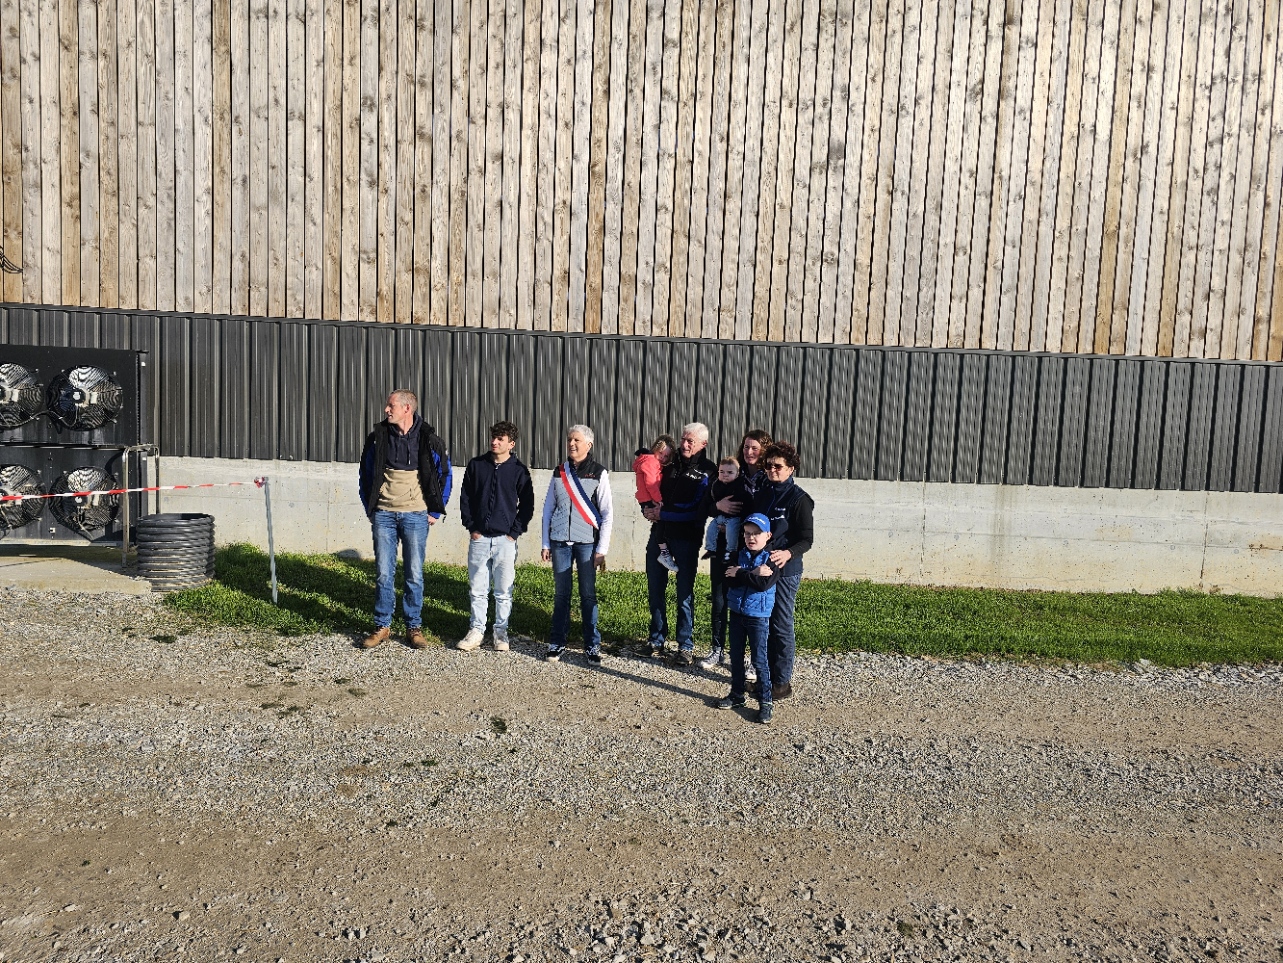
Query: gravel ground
[[0, 587, 1281, 963]]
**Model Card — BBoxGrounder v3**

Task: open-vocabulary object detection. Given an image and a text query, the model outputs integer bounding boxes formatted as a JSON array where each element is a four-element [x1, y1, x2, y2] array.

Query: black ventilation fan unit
[[0, 464, 45, 535], [49, 466, 119, 537], [46, 366, 124, 431], [0, 363, 44, 428]]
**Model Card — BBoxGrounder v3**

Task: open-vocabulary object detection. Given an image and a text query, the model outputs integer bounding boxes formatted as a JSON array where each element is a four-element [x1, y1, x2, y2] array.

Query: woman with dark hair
[[752, 441, 813, 700], [700, 429, 773, 671], [733, 428, 774, 501]]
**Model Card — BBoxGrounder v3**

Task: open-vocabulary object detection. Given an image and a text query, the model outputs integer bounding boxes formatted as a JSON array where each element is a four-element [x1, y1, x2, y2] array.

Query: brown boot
[[360, 626, 391, 649], [406, 626, 429, 649]]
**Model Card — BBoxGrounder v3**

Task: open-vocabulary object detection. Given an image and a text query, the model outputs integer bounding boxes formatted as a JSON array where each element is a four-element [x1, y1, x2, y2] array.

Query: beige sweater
[[377, 469, 428, 512]]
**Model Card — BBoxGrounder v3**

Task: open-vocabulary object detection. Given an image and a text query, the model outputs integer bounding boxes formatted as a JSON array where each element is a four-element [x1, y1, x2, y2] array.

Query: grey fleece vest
[[548, 464, 602, 544]]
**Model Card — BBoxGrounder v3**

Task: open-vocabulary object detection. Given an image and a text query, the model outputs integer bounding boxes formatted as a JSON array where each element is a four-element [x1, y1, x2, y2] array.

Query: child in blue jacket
[[715, 512, 785, 724]]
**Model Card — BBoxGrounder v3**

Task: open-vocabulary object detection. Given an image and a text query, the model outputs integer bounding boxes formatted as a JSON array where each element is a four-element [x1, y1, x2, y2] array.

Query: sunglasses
[[764, 462, 789, 471]]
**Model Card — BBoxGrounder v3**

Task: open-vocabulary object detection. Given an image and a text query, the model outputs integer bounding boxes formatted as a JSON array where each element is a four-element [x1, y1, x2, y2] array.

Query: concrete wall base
[[151, 456, 1283, 597]]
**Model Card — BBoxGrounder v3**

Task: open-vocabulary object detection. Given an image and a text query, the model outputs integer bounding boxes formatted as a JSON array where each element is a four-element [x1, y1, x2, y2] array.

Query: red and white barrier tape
[[0, 478, 266, 503]]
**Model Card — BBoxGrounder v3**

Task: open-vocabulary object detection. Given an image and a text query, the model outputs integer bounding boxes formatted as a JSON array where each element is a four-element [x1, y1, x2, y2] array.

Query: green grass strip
[[162, 543, 1283, 667]]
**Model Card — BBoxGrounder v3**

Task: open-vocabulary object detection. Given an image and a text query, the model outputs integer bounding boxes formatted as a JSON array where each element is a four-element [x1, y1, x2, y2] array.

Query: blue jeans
[[467, 535, 517, 632], [372, 509, 429, 628], [768, 573, 801, 686], [728, 611, 772, 704], [704, 514, 742, 555], [645, 530, 699, 651], [549, 541, 600, 653]]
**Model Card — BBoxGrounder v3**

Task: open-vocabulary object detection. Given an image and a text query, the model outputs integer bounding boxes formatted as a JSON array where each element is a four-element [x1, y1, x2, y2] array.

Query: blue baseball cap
[[743, 512, 772, 533]]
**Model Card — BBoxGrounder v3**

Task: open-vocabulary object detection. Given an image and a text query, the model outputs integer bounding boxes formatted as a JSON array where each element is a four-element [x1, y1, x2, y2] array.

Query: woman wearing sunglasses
[[751, 441, 814, 701]]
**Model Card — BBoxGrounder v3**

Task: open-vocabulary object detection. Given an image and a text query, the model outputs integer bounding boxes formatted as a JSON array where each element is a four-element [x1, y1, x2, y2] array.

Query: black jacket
[[358, 416, 453, 518], [708, 475, 750, 515], [752, 477, 814, 577], [705, 474, 751, 554], [658, 449, 718, 541], [459, 452, 535, 539]]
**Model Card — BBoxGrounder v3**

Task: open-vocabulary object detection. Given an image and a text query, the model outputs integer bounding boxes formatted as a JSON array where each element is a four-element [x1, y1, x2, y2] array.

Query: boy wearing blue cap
[[716, 512, 785, 724]]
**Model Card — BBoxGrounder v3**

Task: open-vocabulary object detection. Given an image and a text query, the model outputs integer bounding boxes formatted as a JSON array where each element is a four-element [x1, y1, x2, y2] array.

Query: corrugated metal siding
[[1261, 368, 1283, 495], [2, 306, 1281, 493], [1235, 366, 1266, 493], [222, 318, 251, 459], [1108, 360, 1139, 489]]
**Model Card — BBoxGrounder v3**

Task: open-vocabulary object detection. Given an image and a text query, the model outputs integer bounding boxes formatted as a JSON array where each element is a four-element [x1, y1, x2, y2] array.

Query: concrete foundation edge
[[149, 456, 1283, 597]]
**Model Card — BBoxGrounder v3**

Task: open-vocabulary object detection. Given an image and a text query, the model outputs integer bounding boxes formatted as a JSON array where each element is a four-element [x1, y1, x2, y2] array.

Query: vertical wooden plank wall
[[0, 0, 20, 300], [3, 0, 1283, 361]]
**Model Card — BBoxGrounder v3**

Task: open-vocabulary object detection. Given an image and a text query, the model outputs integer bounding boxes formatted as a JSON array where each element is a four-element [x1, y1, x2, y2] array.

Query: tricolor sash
[[560, 460, 601, 529]]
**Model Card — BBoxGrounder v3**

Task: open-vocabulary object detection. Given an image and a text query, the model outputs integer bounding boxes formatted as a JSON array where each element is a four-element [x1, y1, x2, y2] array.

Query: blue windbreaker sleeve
[[658, 473, 711, 523], [430, 444, 453, 518]]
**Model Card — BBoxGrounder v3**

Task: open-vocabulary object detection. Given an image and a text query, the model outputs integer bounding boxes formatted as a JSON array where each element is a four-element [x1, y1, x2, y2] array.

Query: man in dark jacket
[[457, 420, 535, 653], [357, 389, 452, 650], [641, 422, 717, 665]]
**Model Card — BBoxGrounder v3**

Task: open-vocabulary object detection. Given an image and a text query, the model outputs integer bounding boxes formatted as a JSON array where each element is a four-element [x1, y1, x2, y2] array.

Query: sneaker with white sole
[[699, 646, 724, 670], [544, 647, 563, 662], [658, 549, 679, 573], [492, 627, 510, 652], [744, 662, 758, 685], [457, 627, 485, 652]]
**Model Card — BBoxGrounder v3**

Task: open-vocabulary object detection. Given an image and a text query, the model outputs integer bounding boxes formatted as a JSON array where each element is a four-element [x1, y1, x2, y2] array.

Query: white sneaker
[[745, 662, 758, 684], [492, 627, 510, 652], [457, 627, 485, 652], [699, 647, 724, 669], [658, 549, 679, 573]]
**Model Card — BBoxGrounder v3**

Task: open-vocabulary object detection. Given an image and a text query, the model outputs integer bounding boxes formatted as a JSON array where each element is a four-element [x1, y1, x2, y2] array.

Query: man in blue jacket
[[457, 420, 535, 652], [357, 389, 452, 650], [641, 422, 716, 665]]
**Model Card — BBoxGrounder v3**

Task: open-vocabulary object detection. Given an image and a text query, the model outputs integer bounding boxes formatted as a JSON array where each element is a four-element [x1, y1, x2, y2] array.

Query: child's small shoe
[[658, 548, 679, 573], [701, 550, 713, 560]]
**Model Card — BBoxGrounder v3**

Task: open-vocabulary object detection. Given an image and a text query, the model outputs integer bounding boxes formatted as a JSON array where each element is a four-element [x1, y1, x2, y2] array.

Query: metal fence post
[[257, 476, 278, 605]]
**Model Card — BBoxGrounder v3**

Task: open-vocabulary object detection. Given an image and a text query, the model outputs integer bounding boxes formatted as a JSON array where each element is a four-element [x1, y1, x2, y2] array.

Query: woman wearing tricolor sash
[[540, 425, 614, 663]]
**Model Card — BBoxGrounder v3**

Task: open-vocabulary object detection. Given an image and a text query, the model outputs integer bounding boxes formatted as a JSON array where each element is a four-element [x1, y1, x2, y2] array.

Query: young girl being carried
[[632, 434, 678, 572]]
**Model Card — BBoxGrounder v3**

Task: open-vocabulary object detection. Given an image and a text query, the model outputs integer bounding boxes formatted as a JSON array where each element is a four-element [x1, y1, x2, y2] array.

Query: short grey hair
[[389, 388, 418, 412], [567, 424, 594, 445], [682, 422, 709, 444]]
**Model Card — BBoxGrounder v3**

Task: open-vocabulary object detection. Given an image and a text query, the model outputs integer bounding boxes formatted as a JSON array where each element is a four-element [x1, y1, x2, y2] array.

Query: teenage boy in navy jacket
[[457, 420, 535, 652], [715, 512, 786, 725]]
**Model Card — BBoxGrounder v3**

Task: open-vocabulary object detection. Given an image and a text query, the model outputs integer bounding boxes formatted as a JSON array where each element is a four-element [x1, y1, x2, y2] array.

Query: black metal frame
[[0, 339, 149, 542]]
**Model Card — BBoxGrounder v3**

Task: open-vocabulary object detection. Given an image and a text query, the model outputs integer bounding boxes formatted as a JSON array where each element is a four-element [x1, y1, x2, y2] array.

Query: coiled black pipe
[[135, 513, 215, 591]]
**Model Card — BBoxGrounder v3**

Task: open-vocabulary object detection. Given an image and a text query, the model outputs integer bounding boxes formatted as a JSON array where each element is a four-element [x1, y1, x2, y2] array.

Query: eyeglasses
[[764, 462, 788, 471]]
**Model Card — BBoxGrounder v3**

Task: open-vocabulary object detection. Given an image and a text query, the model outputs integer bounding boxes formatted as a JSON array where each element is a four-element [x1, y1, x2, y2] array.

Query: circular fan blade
[[0, 363, 44, 429], [0, 464, 45, 531], [46, 366, 124, 431], [50, 467, 119, 536]]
